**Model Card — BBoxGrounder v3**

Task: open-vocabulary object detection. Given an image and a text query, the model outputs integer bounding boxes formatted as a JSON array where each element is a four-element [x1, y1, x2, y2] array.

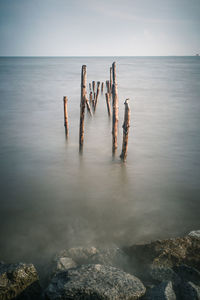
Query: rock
[[51, 256, 77, 275], [0, 262, 41, 300], [149, 266, 180, 285], [178, 281, 200, 300], [125, 235, 200, 279], [45, 264, 146, 300], [50, 245, 129, 277], [188, 230, 200, 239], [173, 264, 200, 286], [143, 281, 176, 300]]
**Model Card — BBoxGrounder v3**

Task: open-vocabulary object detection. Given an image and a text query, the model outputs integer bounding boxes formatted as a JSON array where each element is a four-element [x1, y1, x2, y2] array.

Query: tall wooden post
[[120, 99, 130, 162], [105, 93, 111, 117], [79, 65, 87, 150], [63, 96, 69, 137], [112, 62, 119, 154], [110, 67, 112, 96]]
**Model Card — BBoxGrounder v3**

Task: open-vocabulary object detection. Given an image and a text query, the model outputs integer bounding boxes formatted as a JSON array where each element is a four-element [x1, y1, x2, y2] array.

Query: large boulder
[[45, 264, 146, 300], [0, 262, 41, 300], [50, 245, 129, 276]]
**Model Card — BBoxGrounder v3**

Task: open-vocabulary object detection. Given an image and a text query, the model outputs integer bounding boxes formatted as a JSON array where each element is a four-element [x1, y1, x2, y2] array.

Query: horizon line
[[0, 55, 199, 58]]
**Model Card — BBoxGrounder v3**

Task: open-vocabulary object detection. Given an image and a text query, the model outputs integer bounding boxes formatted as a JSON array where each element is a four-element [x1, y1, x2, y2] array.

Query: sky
[[0, 0, 200, 56]]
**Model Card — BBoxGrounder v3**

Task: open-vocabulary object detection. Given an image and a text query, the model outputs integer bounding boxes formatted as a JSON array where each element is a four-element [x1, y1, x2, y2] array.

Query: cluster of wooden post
[[63, 62, 131, 161]]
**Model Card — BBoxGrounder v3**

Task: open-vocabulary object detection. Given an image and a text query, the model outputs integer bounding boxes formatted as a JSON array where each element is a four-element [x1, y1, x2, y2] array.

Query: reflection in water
[[0, 57, 200, 276]]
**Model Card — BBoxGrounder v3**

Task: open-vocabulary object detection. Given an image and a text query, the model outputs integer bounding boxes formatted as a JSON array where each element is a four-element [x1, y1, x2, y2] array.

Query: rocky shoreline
[[0, 230, 200, 299]]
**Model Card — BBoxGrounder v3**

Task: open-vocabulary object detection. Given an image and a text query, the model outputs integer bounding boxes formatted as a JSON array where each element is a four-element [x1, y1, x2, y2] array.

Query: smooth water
[[0, 57, 200, 271]]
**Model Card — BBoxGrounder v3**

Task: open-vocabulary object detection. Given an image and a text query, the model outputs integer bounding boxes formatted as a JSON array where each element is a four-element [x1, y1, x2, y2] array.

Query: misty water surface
[[0, 56, 200, 272]]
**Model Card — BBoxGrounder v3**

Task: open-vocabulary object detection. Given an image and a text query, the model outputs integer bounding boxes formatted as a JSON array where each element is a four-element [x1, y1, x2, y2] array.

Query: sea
[[0, 56, 200, 273]]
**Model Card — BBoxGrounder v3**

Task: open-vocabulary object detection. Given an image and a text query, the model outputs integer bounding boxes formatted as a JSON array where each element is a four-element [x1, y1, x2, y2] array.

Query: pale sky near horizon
[[0, 0, 200, 56]]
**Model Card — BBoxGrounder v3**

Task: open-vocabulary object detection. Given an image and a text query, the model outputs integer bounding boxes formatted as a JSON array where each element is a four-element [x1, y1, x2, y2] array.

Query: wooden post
[[85, 95, 93, 116], [63, 96, 69, 137], [101, 82, 104, 93], [92, 97, 95, 110], [89, 83, 92, 92], [106, 80, 110, 94], [120, 99, 130, 162], [110, 67, 112, 96], [89, 91, 93, 103], [112, 62, 119, 154], [92, 81, 96, 94], [105, 93, 111, 117], [79, 65, 87, 150], [94, 81, 100, 110]]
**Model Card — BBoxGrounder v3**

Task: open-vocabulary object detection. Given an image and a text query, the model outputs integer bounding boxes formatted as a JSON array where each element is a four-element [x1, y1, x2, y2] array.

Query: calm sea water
[[0, 57, 200, 272]]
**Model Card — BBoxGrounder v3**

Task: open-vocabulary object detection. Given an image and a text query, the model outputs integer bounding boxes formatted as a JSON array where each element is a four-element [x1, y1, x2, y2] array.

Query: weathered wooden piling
[[105, 93, 111, 117], [92, 81, 96, 94], [85, 95, 93, 116], [120, 99, 130, 162], [112, 62, 119, 154], [89, 83, 92, 93], [89, 91, 93, 103], [106, 80, 110, 94], [101, 82, 104, 93], [63, 96, 69, 137], [94, 81, 101, 110], [79, 65, 87, 150], [110, 67, 112, 96]]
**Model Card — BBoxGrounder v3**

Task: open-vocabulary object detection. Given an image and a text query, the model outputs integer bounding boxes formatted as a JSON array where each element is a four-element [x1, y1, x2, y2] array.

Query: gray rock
[[188, 230, 200, 239], [143, 281, 176, 300], [0, 262, 41, 300], [45, 264, 146, 300], [50, 245, 129, 276], [52, 256, 77, 275], [178, 281, 200, 300]]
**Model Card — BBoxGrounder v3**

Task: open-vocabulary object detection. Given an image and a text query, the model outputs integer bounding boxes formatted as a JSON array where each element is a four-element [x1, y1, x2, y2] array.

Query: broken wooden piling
[[94, 81, 101, 110], [101, 82, 104, 93], [106, 80, 110, 94], [79, 65, 87, 150], [105, 93, 111, 117], [63, 96, 69, 137], [89, 91, 93, 103], [85, 95, 93, 116], [120, 99, 130, 162], [92, 81, 96, 94], [112, 62, 119, 154]]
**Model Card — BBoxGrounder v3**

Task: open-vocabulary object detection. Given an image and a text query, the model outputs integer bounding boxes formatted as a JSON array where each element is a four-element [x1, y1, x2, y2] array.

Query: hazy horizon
[[0, 0, 200, 56]]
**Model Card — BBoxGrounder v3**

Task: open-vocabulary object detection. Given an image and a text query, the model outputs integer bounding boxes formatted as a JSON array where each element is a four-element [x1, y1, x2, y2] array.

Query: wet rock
[[125, 235, 200, 278], [0, 262, 41, 300], [143, 281, 176, 300], [188, 230, 200, 239], [45, 264, 146, 300]]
